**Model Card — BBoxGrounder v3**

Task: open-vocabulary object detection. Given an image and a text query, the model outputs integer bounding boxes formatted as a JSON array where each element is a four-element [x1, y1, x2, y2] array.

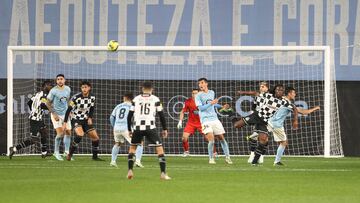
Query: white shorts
[[114, 130, 131, 144], [267, 123, 287, 142], [51, 114, 72, 130], [201, 120, 225, 135]]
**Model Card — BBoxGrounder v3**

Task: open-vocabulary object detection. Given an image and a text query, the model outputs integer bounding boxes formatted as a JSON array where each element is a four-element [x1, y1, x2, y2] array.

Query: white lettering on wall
[[59, 0, 82, 64], [162, 0, 185, 65], [273, 0, 297, 65], [112, 0, 134, 64], [232, 0, 254, 65], [84, 0, 108, 64], [9, 0, 31, 64], [137, 0, 159, 64], [189, 0, 213, 65], [299, 0, 322, 65]]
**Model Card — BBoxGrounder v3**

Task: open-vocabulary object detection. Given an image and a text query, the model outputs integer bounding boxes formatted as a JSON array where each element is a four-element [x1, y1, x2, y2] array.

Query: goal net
[[7, 46, 343, 157]]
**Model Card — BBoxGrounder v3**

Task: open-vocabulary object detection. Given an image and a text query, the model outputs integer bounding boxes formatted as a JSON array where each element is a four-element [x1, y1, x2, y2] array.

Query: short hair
[[270, 84, 284, 95], [42, 80, 53, 88], [197, 78, 208, 83], [192, 88, 199, 92], [285, 86, 296, 95], [123, 92, 134, 101], [142, 82, 153, 89], [260, 81, 269, 88], [56, 74, 65, 79], [80, 80, 91, 87]]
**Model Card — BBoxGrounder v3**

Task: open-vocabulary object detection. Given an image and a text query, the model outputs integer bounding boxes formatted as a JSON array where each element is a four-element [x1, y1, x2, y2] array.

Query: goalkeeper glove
[[177, 120, 183, 129]]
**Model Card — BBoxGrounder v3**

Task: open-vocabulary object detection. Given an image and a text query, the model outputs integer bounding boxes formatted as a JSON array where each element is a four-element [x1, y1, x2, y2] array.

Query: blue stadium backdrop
[[0, 0, 359, 155]]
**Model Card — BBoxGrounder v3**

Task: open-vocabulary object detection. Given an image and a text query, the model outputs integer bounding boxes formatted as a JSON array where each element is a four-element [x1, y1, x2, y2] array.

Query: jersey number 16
[[140, 103, 150, 115]]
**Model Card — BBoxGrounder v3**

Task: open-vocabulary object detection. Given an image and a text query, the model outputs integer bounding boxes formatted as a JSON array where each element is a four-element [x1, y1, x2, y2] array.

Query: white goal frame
[[7, 45, 337, 157]]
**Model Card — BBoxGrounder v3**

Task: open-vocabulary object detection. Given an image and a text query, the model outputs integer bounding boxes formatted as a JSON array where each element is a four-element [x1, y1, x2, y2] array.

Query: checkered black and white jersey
[[29, 91, 48, 121], [69, 92, 95, 120], [256, 93, 293, 122], [130, 94, 163, 131], [253, 93, 266, 112]]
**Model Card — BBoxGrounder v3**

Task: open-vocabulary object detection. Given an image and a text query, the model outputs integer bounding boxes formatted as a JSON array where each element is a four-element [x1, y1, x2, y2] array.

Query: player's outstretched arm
[[297, 106, 321, 115], [292, 107, 299, 130]]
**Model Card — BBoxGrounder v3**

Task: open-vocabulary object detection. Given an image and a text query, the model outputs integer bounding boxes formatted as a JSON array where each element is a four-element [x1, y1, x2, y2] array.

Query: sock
[[111, 145, 120, 162], [92, 140, 100, 159], [40, 135, 48, 153], [128, 153, 135, 170], [70, 136, 82, 155], [63, 135, 71, 154], [135, 145, 143, 162], [54, 135, 62, 154], [158, 154, 166, 173], [220, 139, 230, 157], [208, 140, 215, 159], [182, 140, 189, 152], [275, 144, 286, 163], [249, 138, 257, 152], [252, 142, 268, 164], [15, 138, 32, 150]]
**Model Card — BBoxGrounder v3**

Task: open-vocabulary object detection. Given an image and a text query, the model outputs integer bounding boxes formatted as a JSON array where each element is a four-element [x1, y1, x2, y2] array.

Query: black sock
[[249, 138, 257, 152], [92, 140, 99, 159], [70, 136, 82, 155], [15, 138, 33, 150], [252, 142, 268, 164], [158, 154, 166, 173], [128, 153, 135, 170], [40, 136, 48, 153]]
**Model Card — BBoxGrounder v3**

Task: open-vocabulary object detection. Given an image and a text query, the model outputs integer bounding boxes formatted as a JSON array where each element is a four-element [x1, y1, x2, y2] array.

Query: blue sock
[[275, 144, 286, 163], [63, 135, 71, 154], [111, 145, 120, 162], [135, 145, 143, 162], [208, 141, 215, 159], [220, 139, 230, 157], [54, 135, 62, 154]]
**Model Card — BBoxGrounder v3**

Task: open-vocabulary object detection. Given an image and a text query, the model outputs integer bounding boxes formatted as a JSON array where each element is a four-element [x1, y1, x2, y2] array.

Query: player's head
[[286, 87, 297, 100], [197, 78, 208, 91], [41, 80, 53, 93], [123, 92, 133, 102], [80, 81, 91, 95], [55, 74, 65, 87], [191, 89, 199, 99], [259, 81, 269, 93], [272, 84, 285, 98], [142, 82, 153, 93]]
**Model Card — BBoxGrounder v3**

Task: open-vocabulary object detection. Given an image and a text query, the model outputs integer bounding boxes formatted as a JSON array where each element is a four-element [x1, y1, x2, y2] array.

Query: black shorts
[[29, 120, 47, 137], [242, 113, 269, 135], [72, 119, 95, 134], [131, 129, 162, 147]]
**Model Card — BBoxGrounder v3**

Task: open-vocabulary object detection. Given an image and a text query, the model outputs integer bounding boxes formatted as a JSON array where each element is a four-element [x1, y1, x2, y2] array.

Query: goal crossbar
[[7, 45, 336, 157]]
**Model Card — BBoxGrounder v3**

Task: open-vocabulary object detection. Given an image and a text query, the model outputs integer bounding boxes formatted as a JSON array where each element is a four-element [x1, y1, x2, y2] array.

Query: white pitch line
[[0, 165, 352, 172]]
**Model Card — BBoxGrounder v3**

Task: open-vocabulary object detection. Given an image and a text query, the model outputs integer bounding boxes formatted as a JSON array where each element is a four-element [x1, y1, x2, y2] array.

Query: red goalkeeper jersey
[[182, 98, 201, 125]]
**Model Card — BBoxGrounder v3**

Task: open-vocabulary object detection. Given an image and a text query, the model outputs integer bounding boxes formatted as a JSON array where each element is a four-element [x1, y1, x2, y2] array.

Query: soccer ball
[[107, 40, 119, 51]]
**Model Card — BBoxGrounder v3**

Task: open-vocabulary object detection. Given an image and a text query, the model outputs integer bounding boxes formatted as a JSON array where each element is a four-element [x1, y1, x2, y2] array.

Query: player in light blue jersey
[[46, 74, 72, 161], [195, 78, 232, 164], [109, 93, 144, 168], [268, 87, 320, 166]]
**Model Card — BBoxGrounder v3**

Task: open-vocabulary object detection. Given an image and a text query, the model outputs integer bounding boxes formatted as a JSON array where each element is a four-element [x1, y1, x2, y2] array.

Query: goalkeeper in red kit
[[177, 89, 216, 157]]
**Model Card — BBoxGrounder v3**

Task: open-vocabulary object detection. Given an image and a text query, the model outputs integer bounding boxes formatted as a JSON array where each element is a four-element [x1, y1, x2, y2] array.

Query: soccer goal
[[7, 46, 343, 157]]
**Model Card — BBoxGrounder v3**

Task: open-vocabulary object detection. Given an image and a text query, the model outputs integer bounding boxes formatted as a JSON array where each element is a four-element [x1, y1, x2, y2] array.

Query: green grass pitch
[[1, 156, 359, 203]]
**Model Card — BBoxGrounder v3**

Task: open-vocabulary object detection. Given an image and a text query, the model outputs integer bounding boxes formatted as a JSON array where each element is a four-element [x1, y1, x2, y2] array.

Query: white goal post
[[7, 46, 342, 157]]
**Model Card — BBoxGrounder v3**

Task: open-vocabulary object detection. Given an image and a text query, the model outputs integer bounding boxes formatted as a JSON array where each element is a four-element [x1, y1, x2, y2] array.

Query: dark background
[[0, 79, 358, 156]]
